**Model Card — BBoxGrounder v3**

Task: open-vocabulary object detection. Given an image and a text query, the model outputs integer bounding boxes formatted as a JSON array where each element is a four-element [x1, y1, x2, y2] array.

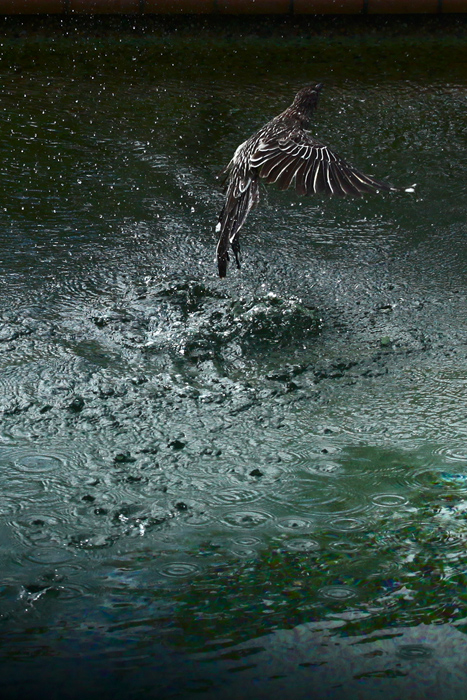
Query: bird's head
[[291, 83, 324, 120]]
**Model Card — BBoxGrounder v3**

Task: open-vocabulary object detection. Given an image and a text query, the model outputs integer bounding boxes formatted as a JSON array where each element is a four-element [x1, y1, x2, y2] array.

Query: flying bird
[[215, 83, 398, 278]]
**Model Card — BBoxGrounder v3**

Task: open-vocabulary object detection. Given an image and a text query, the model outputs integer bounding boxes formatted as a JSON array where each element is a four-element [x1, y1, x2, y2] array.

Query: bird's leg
[[231, 238, 241, 269]]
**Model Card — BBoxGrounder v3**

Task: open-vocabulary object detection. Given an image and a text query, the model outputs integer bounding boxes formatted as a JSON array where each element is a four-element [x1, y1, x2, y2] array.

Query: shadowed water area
[[1, 14, 467, 700]]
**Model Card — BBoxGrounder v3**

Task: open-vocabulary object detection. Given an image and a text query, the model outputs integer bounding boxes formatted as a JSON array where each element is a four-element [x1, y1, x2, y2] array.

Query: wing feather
[[216, 121, 395, 277], [251, 132, 394, 197]]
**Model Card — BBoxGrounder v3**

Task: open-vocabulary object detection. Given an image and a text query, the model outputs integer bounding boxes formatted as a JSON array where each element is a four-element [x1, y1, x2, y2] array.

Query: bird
[[215, 83, 399, 278]]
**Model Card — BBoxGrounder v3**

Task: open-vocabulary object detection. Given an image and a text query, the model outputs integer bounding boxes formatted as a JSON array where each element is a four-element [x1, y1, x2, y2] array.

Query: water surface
[[1, 16, 467, 700]]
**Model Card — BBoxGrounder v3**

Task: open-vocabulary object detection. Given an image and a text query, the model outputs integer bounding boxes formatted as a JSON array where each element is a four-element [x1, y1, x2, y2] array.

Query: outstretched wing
[[216, 166, 260, 278], [250, 130, 395, 197]]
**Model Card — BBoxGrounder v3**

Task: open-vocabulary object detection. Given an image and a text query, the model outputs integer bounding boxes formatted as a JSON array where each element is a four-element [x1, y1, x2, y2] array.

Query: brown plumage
[[216, 83, 396, 278]]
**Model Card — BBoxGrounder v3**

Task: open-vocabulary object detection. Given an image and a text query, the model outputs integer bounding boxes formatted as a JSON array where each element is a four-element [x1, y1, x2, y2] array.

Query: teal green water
[[1, 16, 467, 700]]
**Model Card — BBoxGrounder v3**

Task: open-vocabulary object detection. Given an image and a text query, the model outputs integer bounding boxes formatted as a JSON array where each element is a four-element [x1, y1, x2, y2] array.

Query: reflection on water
[[1, 15, 467, 700]]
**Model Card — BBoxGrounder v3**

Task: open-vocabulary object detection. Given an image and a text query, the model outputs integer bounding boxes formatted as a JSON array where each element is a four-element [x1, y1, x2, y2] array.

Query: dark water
[[1, 16, 467, 700]]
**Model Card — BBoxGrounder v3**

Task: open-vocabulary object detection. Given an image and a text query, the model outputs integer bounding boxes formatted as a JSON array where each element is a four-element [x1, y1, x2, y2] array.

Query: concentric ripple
[[159, 562, 201, 578], [396, 644, 434, 659], [233, 536, 262, 547], [327, 517, 367, 532], [319, 585, 357, 601], [210, 488, 262, 505], [15, 453, 64, 473], [277, 517, 312, 531], [25, 547, 73, 565], [221, 510, 273, 529], [372, 494, 409, 507], [285, 538, 320, 552]]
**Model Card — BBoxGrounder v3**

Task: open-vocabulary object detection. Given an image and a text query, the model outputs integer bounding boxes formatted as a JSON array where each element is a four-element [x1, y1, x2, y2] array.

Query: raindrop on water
[[319, 585, 356, 601], [159, 562, 201, 578], [221, 510, 272, 529], [396, 644, 433, 659], [372, 494, 409, 507], [285, 538, 320, 552]]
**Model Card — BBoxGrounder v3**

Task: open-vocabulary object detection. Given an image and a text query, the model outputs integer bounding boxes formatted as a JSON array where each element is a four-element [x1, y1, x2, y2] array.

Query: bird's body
[[216, 84, 396, 277]]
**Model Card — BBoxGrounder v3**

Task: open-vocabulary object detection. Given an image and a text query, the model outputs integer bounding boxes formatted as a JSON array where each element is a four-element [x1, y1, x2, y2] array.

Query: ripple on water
[[210, 487, 262, 505], [442, 448, 467, 463], [25, 547, 73, 565], [11, 513, 69, 549], [277, 517, 312, 531], [327, 517, 367, 532], [396, 644, 434, 660], [285, 538, 320, 552], [1, 445, 78, 478], [182, 511, 212, 527], [0, 447, 91, 531], [329, 540, 363, 554], [267, 476, 345, 512], [228, 535, 263, 558], [221, 510, 273, 529], [159, 562, 201, 578], [438, 471, 467, 494], [319, 585, 357, 601], [15, 454, 64, 473], [396, 466, 447, 493], [372, 494, 409, 508], [233, 536, 261, 547], [0, 447, 67, 475]]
